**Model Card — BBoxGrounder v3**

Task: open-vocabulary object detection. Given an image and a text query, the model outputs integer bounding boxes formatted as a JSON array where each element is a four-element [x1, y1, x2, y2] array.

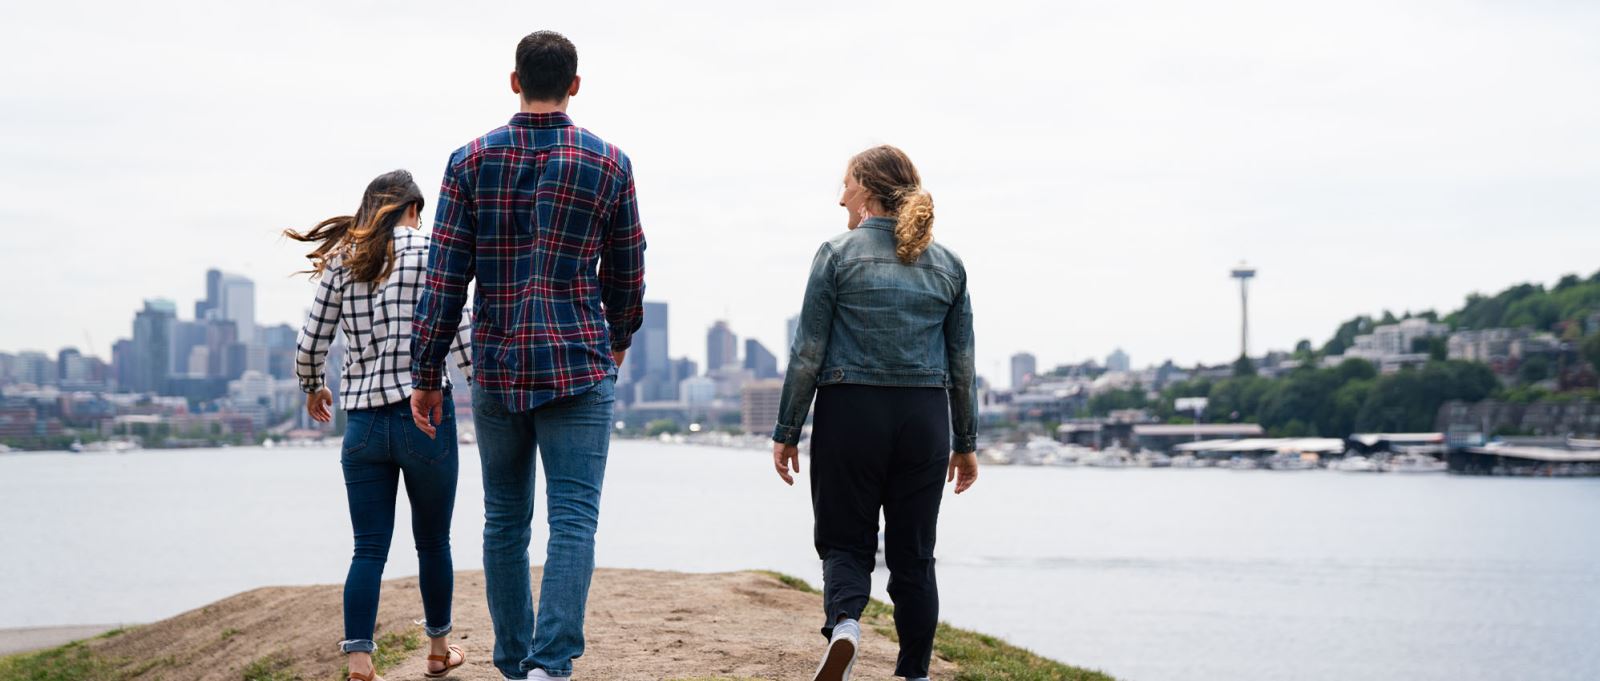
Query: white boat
[[1052, 444, 1091, 466], [1266, 452, 1319, 471], [1134, 450, 1171, 468], [1383, 453, 1447, 473], [1021, 438, 1063, 466], [979, 445, 1016, 466], [1220, 456, 1259, 470], [70, 439, 140, 454], [1332, 455, 1379, 472], [1168, 453, 1201, 468], [1081, 447, 1133, 468]]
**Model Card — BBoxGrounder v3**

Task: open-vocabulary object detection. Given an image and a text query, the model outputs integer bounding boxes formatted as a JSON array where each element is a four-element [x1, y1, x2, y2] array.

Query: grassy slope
[[1, 572, 1113, 681]]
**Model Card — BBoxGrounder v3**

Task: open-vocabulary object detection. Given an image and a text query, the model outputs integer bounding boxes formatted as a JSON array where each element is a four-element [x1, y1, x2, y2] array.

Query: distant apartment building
[[129, 299, 177, 394], [621, 302, 674, 404], [744, 339, 779, 379], [1355, 318, 1448, 357], [1106, 348, 1131, 373], [680, 376, 717, 408], [1331, 318, 1448, 372], [785, 315, 801, 358], [741, 379, 784, 435], [1447, 327, 1532, 363], [12, 351, 55, 387], [1010, 352, 1037, 391], [706, 321, 738, 373]]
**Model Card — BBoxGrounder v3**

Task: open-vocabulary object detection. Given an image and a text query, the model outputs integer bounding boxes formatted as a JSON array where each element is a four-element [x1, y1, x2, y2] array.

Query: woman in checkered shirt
[[285, 169, 471, 681]]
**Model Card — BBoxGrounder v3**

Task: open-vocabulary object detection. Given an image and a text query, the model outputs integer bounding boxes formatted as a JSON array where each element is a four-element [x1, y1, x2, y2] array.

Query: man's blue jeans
[[339, 393, 458, 653], [473, 378, 614, 679]]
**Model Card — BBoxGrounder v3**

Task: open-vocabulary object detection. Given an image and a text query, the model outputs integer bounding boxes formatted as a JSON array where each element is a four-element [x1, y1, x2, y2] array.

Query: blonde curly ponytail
[[891, 187, 934, 264], [848, 145, 935, 264]]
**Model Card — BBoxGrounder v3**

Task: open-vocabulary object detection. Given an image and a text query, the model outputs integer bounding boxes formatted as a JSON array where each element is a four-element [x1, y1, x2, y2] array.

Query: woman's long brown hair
[[284, 170, 425, 284], [849, 145, 934, 264]]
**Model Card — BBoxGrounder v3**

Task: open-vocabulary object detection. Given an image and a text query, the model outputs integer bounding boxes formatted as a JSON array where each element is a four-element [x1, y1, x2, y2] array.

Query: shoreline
[[0, 625, 120, 656]]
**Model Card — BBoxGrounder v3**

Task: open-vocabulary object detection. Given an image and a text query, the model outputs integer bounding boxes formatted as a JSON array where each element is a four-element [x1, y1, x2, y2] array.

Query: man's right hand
[[410, 388, 444, 439]]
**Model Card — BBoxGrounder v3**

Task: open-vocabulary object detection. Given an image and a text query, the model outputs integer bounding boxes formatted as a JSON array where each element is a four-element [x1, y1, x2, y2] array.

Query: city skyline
[[3, 2, 1599, 384]]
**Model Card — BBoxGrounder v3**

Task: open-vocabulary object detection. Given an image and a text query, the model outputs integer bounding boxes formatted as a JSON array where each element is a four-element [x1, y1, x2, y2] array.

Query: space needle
[[1231, 262, 1256, 359]]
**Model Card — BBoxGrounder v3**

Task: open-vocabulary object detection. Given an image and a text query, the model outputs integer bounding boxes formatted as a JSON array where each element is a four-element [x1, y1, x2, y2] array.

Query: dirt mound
[[74, 568, 954, 680]]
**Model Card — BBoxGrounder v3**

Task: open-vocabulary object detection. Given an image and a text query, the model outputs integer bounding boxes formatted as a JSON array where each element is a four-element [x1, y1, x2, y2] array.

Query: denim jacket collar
[[857, 216, 896, 232]]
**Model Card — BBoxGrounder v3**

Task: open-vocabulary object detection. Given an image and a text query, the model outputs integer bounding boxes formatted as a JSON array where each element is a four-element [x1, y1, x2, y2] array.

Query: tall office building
[[13, 351, 54, 386], [219, 273, 256, 344], [1010, 352, 1037, 391], [261, 324, 298, 380], [785, 315, 800, 355], [622, 302, 673, 403], [196, 269, 223, 320], [671, 358, 698, 389], [171, 321, 209, 377], [131, 299, 177, 394], [112, 340, 135, 391], [205, 318, 243, 380], [706, 321, 738, 373], [1106, 348, 1131, 373], [744, 339, 779, 379]]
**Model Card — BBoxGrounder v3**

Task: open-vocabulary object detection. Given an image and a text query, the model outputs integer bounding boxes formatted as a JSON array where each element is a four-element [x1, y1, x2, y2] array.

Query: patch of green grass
[[96, 627, 130, 640], [336, 629, 424, 681], [241, 651, 300, 681], [0, 641, 114, 681], [934, 623, 1114, 681], [754, 570, 820, 594], [759, 571, 1114, 681], [221, 628, 241, 641], [371, 631, 422, 671]]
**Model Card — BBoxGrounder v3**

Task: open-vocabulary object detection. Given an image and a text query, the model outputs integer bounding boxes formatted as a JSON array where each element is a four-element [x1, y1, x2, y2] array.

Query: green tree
[[1517, 355, 1552, 384], [1088, 387, 1148, 416], [1355, 361, 1498, 432], [1232, 355, 1257, 377], [1583, 333, 1600, 373], [645, 419, 680, 437]]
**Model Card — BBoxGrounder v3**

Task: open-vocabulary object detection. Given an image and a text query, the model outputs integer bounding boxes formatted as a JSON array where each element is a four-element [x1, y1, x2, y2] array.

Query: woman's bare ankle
[[346, 651, 375, 675]]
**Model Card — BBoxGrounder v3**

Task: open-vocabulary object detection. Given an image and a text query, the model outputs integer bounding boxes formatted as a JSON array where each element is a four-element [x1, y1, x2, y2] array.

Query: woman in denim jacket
[[772, 145, 979, 681]]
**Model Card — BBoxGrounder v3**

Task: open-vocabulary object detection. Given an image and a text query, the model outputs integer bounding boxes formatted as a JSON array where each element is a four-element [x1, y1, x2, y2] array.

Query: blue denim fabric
[[775, 217, 978, 451], [473, 377, 614, 679], [339, 392, 459, 653]]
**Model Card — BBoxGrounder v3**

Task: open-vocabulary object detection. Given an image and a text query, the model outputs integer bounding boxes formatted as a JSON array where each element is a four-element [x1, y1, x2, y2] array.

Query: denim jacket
[[773, 216, 978, 452]]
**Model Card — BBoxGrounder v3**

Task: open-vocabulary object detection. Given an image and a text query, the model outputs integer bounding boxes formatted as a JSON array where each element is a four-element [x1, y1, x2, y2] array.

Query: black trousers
[[811, 383, 950, 679]]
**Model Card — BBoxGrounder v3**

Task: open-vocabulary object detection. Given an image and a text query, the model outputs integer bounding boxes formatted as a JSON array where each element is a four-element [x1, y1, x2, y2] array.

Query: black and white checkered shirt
[[295, 226, 472, 411]]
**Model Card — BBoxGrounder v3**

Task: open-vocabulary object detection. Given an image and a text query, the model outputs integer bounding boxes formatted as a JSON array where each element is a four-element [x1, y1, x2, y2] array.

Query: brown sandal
[[348, 671, 377, 681], [424, 644, 466, 678]]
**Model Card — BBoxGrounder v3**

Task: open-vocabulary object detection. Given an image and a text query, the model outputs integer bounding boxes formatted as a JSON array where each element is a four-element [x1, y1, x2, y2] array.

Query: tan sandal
[[424, 644, 466, 678], [348, 670, 379, 681]]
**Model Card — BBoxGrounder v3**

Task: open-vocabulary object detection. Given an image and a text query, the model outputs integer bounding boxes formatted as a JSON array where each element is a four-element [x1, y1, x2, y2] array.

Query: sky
[[2, 0, 1597, 389]]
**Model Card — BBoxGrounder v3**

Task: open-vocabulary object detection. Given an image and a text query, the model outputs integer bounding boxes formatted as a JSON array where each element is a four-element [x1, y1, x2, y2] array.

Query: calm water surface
[[2, 442, 1597, 681]]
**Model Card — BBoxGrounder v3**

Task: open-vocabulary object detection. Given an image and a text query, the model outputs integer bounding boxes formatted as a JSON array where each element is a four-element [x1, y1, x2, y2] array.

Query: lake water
[[2, 442, 1597, 681]]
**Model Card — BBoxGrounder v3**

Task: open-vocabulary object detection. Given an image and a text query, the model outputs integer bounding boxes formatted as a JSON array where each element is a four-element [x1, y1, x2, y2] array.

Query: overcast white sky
[[2, 0, 1597, 388]]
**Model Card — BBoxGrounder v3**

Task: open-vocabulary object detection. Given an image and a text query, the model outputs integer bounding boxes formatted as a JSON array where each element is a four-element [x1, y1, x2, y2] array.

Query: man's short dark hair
[[516, 31, 578, 102]]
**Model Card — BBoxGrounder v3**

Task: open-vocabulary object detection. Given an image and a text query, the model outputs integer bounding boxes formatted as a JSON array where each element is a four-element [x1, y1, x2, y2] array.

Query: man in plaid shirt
[[409, 30, 645, 681]]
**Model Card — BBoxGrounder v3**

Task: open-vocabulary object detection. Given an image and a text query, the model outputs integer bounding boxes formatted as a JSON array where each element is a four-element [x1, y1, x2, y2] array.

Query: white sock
[[834, 618, 861, 639]]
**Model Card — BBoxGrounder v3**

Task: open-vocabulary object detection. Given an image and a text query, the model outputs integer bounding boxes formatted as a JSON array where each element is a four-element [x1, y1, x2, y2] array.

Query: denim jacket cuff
[[773, 423, 802, 446], [953, 435, 977, 454]]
